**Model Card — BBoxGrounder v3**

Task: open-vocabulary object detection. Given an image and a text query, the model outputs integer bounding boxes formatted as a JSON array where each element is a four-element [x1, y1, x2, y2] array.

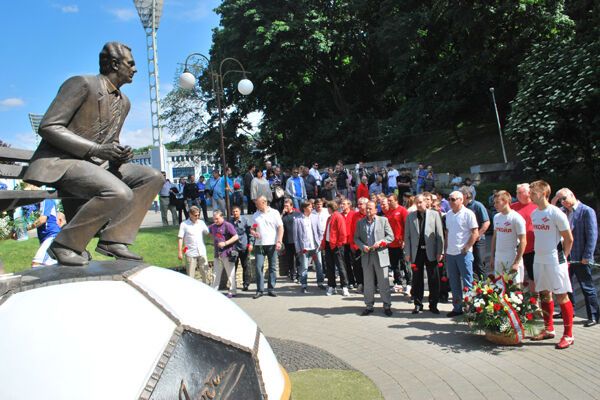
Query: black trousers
[[472, 239, 486, 279], [283, 243, 298, 279], [412, 249, 440, 307], [57, 162, 164, 252], [246, 195, 256, 215], [235, 249, 251, 287], [389, 247, 411, 285], [199, 198, 209, 222], [343, 245, 357, 286], [352, 248, 363, 285], [325, 244, 348, 288], [176, 205, 189, 224]]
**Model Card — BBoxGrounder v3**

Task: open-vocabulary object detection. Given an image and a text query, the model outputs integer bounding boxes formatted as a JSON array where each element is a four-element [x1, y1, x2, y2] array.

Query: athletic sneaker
[[555, 336, 574, 349], [342, 287, 350, 297], [326, 287, 335, 296], [530, 330, 556, 341]]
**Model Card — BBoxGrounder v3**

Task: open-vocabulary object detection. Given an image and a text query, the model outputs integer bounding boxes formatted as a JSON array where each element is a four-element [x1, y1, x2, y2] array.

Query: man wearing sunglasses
[[444, 191, 479, 317]]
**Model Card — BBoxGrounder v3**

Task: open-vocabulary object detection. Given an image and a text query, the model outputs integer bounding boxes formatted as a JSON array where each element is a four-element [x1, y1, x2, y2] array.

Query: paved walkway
[[141, 211, 600, 400], [232, 279, 600, 400]]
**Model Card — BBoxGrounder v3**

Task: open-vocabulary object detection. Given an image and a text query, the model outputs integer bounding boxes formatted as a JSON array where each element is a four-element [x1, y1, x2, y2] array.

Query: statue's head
[[99, 42, 136, 88]]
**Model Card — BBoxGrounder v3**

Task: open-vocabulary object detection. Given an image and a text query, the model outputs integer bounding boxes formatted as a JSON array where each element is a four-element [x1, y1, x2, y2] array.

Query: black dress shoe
[[96, 242, 143, 261], [253, 292, 263, 299], [584, 320, 598, 327], [429, 306, 440, 314], [267, 291, 277, 297], [553, 312, 562, 319], [412, 305, 423, 314], [47, 243, 89, 266], [361, 308, 374, 316], [446, 310, 463, 318], [384, 308, 393, 317], [242, 285, 249, 292]]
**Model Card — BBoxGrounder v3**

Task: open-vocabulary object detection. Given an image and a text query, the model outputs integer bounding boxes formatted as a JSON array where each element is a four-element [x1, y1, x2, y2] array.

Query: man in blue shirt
[[28, 199, 63, 266], [196, 175, 209, 221], [461, 187, 490, 279]]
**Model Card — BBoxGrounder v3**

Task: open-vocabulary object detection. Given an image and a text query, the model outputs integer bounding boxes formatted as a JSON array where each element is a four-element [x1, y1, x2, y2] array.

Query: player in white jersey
[[529, 180, 574, 349], [490, 190, 526, 283]]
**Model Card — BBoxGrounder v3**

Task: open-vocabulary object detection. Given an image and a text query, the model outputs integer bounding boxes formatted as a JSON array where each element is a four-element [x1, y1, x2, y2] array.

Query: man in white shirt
[[309, 162, 322, 188], [490, 190, 527, 283], [529, 180, 574, 349], [251, 196, 284, 298], [178, 206, 211, 284], [444, 191, 479, 317], [386, 163, 399, 195]]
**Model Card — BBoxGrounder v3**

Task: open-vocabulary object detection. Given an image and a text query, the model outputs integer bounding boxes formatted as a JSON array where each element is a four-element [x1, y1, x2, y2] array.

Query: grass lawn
[[0, 226, 214, 273], [290, 369, 383, 400]]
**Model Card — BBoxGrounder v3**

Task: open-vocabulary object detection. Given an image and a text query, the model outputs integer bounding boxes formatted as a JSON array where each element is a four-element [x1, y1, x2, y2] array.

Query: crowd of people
[[170, 160, 598, 351]]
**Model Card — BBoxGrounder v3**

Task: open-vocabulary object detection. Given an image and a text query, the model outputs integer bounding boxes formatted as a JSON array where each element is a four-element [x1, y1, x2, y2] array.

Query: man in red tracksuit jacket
[[321, 201, 349, 296]]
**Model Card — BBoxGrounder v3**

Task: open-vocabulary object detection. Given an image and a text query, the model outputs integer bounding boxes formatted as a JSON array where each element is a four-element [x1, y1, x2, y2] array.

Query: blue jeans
[[255, 245, 277, 293], [297, 249, 325, 287], [446, 252, 474, 312]]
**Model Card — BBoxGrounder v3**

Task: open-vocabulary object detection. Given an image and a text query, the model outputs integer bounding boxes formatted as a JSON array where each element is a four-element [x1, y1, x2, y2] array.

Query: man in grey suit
[[404, 194, 445, 314], [294, 201, 325, 293], [24, 42, 164, 266], [354, 201, 394, 316]]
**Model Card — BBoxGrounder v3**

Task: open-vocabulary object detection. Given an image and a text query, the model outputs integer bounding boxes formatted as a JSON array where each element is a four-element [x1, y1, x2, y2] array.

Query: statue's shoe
[[95, 242, 143, 261], [47, 243, 90, 266]]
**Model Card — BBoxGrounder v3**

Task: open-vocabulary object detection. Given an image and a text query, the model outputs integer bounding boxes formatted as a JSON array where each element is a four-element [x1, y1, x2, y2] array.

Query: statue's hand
[[89, 143, 127, 162], [117, 145, 134, 163]]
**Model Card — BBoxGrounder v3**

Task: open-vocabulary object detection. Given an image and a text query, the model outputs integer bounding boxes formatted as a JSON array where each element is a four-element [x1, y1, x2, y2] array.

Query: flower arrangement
[[463, 270, 542, 344]]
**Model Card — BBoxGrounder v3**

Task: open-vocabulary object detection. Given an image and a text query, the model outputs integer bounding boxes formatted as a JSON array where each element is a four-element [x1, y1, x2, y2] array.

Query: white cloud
[[109, 8, 137, 22], [168, 0, 220, 21], [61, 5, 79, 13], [120, 128, 154, 149], [0, 98, 25, 108], [14, 133, 39, 150]]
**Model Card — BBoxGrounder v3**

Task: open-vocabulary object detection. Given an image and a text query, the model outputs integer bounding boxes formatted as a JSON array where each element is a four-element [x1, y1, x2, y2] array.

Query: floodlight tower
[[133, 0, 166, 173]]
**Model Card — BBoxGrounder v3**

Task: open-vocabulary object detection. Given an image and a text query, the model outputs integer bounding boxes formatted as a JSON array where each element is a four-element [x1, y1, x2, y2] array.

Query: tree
[[505, 1, 600, 205]]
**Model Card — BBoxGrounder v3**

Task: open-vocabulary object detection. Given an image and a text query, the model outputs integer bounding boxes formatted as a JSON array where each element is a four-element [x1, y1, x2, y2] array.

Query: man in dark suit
[[405, 194, 445, 314], [354, 201, 394, 316], [24, 42, 164, 266], [553, 188, 599, 326]]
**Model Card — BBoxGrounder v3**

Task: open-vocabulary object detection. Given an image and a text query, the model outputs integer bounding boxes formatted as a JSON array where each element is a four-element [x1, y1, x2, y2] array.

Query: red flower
[[526, 313, 533, 321], [508, 280, 514, 285], [464, 296, 470, 303], [472, 280, 477, 285], [476, 288, 483, 295], [411, 263, 418, 271], [493, 303, 502, 312], [529, 297, 537, 305], [252, 224, 258, 228], [523, 281, 529, 287], [475, 306, 483, 313], [379, 241, 387, 248], [487, 288, 494, 295], [440, 276, 448, 283], [463, 287, 469, 292], [438, 263, 444, 268], [183, 246, 188, 253]]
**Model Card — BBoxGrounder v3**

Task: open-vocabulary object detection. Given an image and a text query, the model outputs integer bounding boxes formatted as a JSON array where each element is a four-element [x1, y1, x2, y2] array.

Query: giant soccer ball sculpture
[[0, 262, 291, 400]]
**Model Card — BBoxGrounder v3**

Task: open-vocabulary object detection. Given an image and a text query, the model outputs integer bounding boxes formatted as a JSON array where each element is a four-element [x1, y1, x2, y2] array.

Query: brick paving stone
[[229, 273, 600, 400]]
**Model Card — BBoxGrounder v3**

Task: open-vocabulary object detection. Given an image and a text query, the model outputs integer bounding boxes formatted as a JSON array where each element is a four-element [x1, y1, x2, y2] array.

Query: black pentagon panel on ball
[[148, 329, 264, 400]]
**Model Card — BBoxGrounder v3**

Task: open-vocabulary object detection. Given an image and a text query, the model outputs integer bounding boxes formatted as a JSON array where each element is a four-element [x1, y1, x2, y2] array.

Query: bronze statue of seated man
[[24, 42, 164, 266]]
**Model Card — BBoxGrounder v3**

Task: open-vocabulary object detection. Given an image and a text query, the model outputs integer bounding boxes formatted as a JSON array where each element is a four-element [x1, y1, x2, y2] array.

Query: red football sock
[[560, 301, 574, 338], [541, 300, 555, 332]]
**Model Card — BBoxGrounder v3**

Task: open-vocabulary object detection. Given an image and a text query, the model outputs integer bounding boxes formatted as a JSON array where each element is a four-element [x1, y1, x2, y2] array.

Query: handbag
[[274, 185, 285, 199]]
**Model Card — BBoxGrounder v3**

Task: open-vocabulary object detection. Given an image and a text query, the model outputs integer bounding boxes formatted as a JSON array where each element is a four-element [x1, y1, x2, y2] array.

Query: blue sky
[[0, 0, 221, 150]]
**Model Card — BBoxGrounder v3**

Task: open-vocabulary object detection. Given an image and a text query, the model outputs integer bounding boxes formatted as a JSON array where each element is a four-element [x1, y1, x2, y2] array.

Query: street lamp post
[[179, 53, 253, 219], [489, 87, 508, 164]]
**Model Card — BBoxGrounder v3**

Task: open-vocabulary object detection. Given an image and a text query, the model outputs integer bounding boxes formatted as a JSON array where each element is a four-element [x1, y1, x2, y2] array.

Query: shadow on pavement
[[289, 306, 370, 317], [389, 320, 521, 355]]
